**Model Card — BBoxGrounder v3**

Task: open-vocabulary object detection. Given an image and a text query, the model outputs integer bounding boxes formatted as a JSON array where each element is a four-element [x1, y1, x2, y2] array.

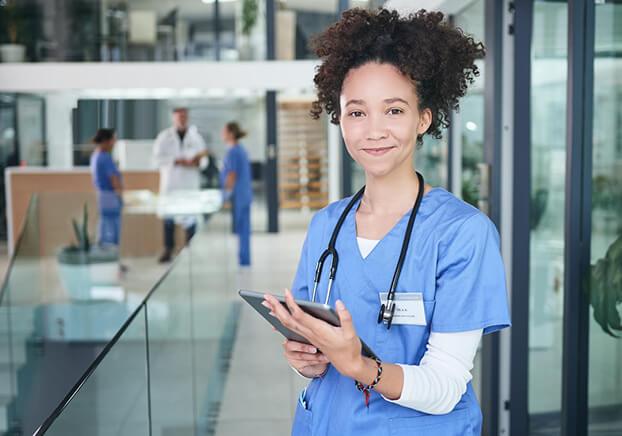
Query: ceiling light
[[466, 121, 477, 131], [201, 0, 237, 4]]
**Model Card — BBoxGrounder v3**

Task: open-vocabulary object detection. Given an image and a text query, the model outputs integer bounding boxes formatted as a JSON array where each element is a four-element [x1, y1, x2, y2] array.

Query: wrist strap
[[354, 358, 383, 407]]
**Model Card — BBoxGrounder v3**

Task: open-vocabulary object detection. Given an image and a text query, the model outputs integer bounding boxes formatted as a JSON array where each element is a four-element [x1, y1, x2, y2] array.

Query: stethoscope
[[311, 172, 425, 329]]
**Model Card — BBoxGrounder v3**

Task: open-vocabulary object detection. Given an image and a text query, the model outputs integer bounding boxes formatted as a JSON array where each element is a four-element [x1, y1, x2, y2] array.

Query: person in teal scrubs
[[263, 9, 510, 436], [221, 121, 253, 266]]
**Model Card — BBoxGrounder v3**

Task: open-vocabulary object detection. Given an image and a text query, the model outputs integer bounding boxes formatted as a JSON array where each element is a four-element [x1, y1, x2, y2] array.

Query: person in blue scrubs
[[263, 9, 511, 436], [221, 121, 253, 266], [90, 128, 123, 248]]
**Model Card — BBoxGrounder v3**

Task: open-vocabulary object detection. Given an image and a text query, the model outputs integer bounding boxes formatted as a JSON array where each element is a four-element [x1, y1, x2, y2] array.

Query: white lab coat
[[153, 125, 207, 194]]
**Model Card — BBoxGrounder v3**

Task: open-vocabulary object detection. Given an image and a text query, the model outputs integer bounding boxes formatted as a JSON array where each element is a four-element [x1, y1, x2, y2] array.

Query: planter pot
[[57, 247, 120, 300], [0, 44, 26, 62], [238, 36, 253, 60]]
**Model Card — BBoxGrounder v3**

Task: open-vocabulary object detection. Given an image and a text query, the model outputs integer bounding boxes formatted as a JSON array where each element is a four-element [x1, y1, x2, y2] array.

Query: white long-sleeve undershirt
[[357, 237, 483, 415]]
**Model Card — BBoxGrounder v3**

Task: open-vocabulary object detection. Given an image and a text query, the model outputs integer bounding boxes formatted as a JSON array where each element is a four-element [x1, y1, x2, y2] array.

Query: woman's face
[[221, 127, 233, 144], [339, 62, 431, 180], [102, 135, 116, 151]]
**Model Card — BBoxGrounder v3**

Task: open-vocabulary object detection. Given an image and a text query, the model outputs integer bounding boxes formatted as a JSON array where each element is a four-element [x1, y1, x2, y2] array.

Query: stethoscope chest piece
[[377, 301, 396, 329]]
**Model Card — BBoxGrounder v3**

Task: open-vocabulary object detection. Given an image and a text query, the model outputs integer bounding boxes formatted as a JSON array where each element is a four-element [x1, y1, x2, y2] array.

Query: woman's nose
[[365, 115, 389, 141]]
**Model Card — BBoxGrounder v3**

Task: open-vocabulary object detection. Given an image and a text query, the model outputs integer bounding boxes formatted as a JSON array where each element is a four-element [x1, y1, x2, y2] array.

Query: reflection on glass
[[277, 1, 338, 60], [45, 309, 150, 436], [0, 0, 267, 62], [453, 0, 485, 207], [455, 60, 484, 207], [588, 3, 622, 434], [418, 135, 448, 189], [147, 249, 195, 435], [528, 2, 567, 434], [452, 0, 485, 402]]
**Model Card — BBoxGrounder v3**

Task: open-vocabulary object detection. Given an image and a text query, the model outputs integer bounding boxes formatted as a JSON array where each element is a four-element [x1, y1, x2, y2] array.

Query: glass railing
[[33, 207, 237, 435], [0, 189, 224, 435]]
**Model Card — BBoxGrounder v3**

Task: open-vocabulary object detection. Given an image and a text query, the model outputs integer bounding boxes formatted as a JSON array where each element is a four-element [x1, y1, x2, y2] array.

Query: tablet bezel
[[238, 289, 378, 360]]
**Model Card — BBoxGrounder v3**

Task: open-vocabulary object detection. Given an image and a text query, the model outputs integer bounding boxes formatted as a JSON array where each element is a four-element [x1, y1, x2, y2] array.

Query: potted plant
[[589, 234, 622, 337], [57, 205, 119, 300], [0, 1, 27, 62], [238, 0, 258, 60]]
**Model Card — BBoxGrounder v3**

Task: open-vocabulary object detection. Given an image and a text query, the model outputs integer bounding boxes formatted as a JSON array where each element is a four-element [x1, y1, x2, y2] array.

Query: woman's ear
[[417, 108, 433, 136]]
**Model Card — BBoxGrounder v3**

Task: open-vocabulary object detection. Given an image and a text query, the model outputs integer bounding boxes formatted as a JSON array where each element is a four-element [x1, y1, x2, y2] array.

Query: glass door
[[587, 2, 622, 433], [528, 1, 568, 434]]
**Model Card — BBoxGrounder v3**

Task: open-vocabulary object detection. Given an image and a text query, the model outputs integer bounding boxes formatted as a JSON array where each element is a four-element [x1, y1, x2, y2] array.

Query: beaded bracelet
[[354, 357, 383, 407]]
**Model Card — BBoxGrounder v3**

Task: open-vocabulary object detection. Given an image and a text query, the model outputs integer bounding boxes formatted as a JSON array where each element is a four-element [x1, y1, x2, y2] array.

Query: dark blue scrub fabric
[[290, 188, 511, 436]]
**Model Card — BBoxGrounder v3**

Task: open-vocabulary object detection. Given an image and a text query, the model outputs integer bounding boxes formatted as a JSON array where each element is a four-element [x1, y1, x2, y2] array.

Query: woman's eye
[[349, 111, 365, 118], [387, 108, 404, 115]]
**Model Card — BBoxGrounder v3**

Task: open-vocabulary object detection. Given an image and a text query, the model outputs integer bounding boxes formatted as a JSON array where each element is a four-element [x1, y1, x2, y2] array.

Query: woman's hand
[[262, 289, 365, 379], [282, 340, 329, 378]]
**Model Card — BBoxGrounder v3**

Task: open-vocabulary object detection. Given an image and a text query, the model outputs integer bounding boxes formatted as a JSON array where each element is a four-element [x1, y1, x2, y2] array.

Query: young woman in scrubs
[[221, 121, 253, 266], [263, 8, 511, 436]]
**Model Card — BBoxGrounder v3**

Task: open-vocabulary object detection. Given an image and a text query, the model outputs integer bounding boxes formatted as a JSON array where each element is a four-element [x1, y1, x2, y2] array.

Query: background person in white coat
[[153, 107, 208, 262]]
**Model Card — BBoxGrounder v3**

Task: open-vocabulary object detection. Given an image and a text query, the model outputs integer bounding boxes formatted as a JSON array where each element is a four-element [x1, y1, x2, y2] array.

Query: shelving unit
[[278, 101, 329, 210]]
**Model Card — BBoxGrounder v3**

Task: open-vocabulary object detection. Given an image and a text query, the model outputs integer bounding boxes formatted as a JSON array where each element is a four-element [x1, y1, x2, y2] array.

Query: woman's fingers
[[263, 294, 315, 340], [335, 300, 356, 339], [283, 340, 317, 354], [286, 351, 329, 364], [283, 340, 329, 363]]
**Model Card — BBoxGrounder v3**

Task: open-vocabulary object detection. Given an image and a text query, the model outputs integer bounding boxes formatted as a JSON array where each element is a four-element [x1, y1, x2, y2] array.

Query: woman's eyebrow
[[384, 97, 410, 106], [345, 97, 410, 107], [345, 99, 365, 107]]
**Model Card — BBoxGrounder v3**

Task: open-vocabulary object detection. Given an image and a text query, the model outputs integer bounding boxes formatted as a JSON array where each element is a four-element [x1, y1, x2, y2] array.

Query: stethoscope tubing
[[312, 172, 425, 329]]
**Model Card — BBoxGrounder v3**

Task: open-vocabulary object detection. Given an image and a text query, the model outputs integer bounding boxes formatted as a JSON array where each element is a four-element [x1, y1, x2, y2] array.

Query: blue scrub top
[[90, 150, 122, 215], [221, 144, 253, 206], [290, 187, 511, 436]]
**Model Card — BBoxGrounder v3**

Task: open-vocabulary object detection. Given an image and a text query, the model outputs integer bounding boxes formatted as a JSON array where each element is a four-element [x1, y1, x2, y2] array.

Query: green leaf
[[589, 234, 622, 337], [82, 203, 90, 252], [72, 218, 82, 248]]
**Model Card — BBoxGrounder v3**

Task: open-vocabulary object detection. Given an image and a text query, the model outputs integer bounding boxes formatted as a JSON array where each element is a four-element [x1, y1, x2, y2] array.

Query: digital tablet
[[239, 289, 378, 360]]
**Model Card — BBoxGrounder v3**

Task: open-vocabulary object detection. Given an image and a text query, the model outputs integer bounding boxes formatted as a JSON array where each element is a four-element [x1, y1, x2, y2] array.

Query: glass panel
[[16, 95, 45, 166], [454, 0, 485, 206], [0, 95, 18, 239], [277, 1, 338, 60], [456, 60, 484, 207], [528, 1, 568, 434], [0, 196, 39, 435], [45, 308, 150, 435], [453, 0, 485, 402], [588, 2, 622, 434], [146, 246, 194, 435], [187, 221, 239, 434], [0, 0, 266, 62], [0, 189, 174, 434]]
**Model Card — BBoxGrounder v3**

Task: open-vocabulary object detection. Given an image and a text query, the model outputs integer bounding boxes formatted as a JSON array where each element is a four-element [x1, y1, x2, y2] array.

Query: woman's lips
[[362, 146, 396, 156]]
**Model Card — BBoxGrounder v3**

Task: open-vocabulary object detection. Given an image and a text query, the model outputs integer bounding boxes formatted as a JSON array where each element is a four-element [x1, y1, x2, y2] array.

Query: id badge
[[379, 292, 427, 326]]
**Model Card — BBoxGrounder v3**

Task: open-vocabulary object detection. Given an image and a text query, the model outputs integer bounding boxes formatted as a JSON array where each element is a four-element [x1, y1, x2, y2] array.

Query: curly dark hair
[[310, 8, 484, 145]]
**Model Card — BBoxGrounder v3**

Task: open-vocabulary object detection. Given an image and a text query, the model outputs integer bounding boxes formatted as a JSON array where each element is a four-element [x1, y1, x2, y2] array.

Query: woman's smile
[[361, 145, 397, 156]]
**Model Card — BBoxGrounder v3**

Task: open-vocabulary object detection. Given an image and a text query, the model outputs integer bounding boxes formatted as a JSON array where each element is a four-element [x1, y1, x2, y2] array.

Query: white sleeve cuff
[[381, 329, 483, 415]]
